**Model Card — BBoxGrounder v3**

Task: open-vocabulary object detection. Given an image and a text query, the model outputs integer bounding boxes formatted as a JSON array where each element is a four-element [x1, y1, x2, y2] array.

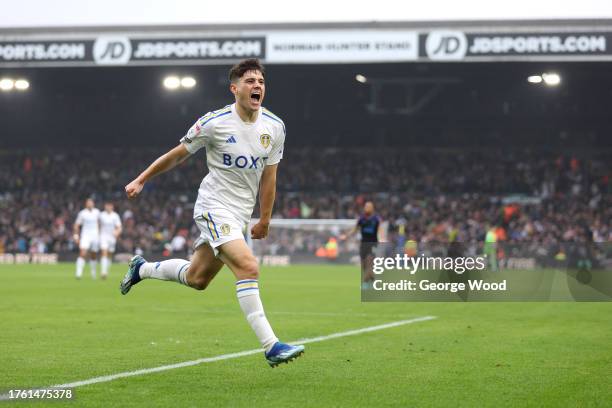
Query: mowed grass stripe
[[0, 316, 435, 398]]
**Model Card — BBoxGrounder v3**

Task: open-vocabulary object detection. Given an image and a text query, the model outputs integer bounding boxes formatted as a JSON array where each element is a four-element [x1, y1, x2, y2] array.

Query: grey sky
[[1, 0, 611, 28]]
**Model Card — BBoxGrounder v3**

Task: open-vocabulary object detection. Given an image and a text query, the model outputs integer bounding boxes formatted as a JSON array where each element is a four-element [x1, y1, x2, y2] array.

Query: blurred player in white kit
[[99, 202, 122, 279], [73, 198, 100, 279]]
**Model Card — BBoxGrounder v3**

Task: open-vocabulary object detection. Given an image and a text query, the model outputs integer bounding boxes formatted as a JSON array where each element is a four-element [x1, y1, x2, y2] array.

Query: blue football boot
[[120, 255, 146, 295], [265, 342, 305, 367]]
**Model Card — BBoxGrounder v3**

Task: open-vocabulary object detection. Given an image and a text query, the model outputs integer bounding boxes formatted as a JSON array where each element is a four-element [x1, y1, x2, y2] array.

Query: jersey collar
[[231, 103, 261, 126]]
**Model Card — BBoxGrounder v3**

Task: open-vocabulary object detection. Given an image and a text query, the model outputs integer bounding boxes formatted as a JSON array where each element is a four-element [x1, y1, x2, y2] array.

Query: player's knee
[[238, 258, 259, 280], [189, 275, 209, 291]]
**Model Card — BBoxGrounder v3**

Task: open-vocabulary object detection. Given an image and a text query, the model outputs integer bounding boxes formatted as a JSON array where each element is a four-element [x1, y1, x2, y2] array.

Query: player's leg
[[217, 239, 304, 366], [100, 248, 109, 279], [359, 243, 369, 287], [100, 236, 116, 279], [76, 247, 86, 279], [141, 243, 224, 288], [100, 235, 110, 279], [217, 239, 277, 350], [362, 257, 375, 289], [365, 252, 376, 282], [184, 243, 225, 289], [360, 257, 367, 282], [89, 250, 98, 279], [120, 243, 224, 294], [120, 212, 228, 294]]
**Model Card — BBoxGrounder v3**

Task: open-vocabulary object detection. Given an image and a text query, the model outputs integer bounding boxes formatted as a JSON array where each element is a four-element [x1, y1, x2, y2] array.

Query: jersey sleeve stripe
[[262, 112, 286, 134], [262, 108, 282, 121], [201, 105, 231, 119], [199, 108, 232, 127]]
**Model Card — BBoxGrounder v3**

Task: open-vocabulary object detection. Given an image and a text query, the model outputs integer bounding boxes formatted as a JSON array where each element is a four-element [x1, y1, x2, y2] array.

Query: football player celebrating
[[120, 59, 304, 367]]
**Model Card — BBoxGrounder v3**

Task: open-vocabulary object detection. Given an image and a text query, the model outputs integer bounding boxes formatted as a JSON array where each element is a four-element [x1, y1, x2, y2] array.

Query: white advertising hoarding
[[266, 31, 418, 63]]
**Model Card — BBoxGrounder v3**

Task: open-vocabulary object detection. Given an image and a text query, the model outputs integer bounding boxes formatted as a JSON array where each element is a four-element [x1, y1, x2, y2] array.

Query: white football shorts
[[99, 234, 117, 252], [193, 208, 248, 256], [79, 234, 99, 252]]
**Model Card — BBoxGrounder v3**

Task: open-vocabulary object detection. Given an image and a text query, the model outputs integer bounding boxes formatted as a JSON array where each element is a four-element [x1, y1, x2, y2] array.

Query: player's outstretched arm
[[125, 144, 191, 199], [340, 225, 359, 241], [252, 164, 278, 239]]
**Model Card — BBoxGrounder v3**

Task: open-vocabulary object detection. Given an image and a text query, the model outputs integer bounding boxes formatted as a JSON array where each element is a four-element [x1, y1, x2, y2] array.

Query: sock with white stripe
[[236, 279, 279, 353], [137, 259, 190, 286]]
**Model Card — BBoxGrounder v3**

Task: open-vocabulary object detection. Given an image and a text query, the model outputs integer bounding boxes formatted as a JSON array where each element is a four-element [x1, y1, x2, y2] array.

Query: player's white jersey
[[100, 211, 121, 237], [180, 103, 286, 224], [75, 208, 100, 237]]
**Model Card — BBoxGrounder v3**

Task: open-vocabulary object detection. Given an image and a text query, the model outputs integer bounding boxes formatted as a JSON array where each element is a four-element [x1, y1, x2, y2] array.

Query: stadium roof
[[2, 19, 612, 36]]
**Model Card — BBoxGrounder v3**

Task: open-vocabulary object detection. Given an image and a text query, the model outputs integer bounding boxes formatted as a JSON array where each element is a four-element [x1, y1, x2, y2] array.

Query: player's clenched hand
[[125, 179, 145, 199], [251, 221, 270, 240]]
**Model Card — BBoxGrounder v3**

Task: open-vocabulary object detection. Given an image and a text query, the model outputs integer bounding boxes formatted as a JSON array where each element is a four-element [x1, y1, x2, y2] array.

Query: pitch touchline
[[0, 316, 437, 397]]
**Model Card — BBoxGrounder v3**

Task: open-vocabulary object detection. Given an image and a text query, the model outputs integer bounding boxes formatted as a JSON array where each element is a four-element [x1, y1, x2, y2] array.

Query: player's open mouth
[[250, 92, 261, 103]]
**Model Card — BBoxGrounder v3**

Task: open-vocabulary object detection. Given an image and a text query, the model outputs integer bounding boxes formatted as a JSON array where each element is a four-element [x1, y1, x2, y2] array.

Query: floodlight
[[0, 78, 14, 91], [163, 76, 181, 90], [542, 73, 561, 86], [355, 74, 367, 83], [181, 77, 196, 88], [14, 79, 29, 90], [527, 75, 542, 84]]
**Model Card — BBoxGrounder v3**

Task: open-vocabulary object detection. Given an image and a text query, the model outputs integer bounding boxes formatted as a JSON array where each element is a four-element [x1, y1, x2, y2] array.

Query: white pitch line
[[293, 315, 436, 345], [0, 316, 436, 398]]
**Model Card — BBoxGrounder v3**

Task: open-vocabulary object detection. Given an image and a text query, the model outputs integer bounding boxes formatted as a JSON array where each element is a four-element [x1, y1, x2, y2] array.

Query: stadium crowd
[[0, 148, 609, 256]]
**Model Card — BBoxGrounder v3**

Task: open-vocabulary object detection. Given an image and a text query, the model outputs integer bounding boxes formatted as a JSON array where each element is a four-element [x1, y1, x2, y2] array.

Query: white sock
[[138, 259, 190, 285], [76, 257, 85, 278], [90, 260, 97, 279], [236, 279, 278, 352], [101, 256, 109, 277]]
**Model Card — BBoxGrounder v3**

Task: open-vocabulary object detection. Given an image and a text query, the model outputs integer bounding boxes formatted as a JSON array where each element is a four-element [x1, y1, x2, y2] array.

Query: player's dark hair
[[229, 59, 265, 83]]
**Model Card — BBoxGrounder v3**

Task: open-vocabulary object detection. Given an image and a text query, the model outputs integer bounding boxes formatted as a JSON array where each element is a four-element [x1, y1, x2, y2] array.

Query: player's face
[[231, 70, 265, 112], [104, 203, 113, 212], [85, 199, 94, 209], [364, 202, 374, 215]]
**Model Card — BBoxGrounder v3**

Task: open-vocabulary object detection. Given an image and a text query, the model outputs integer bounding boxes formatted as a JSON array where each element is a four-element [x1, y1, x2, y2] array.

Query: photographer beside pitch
[[120, 59, 304, 367]]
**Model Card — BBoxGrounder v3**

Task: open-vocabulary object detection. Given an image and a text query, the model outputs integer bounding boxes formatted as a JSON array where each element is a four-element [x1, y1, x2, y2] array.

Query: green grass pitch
[[1, 263, 611, 407]]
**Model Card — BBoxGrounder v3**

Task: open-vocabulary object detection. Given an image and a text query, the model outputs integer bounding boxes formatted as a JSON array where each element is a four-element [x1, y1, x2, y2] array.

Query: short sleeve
[[114, 214, 122, 228], [75, 211, 83, 226], [180, 114, 213, 154], [266, 124, 286, 165]]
